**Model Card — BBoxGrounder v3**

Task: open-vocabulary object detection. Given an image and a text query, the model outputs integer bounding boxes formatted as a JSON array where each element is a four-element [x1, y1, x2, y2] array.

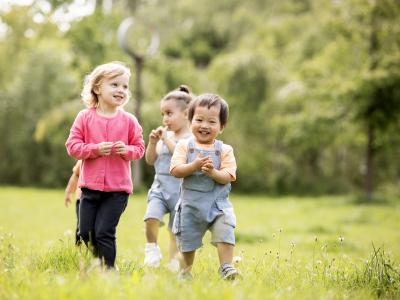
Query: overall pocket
[[216, 200, 236, 228], [183, 173, 214, 192], [222, 207, 236, 228]]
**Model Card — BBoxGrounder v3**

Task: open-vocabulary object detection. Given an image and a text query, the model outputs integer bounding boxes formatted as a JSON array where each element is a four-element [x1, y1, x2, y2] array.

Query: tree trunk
[[133, 57, 143, 189], [365, 120, 374, 201], [364, 0, 378, 201]]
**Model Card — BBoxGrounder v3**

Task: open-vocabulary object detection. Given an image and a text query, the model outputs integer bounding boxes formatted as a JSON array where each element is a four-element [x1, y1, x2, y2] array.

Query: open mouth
[[198, 130, 210, 135]]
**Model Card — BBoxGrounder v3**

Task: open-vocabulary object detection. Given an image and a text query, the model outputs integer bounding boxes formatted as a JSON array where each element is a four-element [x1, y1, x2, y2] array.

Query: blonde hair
[[161, 85, 192, 110], [81, 61, 131, 108]]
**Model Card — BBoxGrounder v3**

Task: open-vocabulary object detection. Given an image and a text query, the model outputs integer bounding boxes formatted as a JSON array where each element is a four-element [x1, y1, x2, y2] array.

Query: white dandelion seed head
[[233, 256, 242, 263]]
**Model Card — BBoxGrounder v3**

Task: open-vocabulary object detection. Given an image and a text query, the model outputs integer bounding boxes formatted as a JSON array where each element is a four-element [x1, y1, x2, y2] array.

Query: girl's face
[[160, 100, 188, 134], [190, 105, 223, 144], [95, 73, 130, 109]]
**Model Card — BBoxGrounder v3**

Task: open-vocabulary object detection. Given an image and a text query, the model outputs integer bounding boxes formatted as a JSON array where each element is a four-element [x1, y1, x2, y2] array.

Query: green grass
[[0, 187, 399, 299]]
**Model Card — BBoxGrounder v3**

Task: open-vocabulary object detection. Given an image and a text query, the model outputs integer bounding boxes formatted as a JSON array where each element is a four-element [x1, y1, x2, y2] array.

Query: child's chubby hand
[[201, 156, 215, 176], [149, 126, 167, 144], [98, 142, 113, 156], [192, 153, 211, 171], [113, 141, 128, 155]]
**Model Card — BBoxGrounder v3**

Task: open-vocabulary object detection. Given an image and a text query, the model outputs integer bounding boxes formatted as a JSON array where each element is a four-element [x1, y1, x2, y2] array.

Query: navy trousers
[[79, 188, 128, 268]]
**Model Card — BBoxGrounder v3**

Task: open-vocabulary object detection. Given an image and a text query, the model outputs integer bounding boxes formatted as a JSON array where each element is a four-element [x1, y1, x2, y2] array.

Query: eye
[[123, 84, 128, 89], [111, 83, 118, 87]]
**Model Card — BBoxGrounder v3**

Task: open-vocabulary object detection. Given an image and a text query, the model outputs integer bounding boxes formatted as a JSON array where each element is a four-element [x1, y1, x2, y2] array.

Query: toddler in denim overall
[[170, 93, 239, 280], [172, 139, 236, 251]]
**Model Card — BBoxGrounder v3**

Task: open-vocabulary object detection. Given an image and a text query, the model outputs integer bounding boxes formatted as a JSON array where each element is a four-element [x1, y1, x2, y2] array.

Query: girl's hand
[[148, 126, 164, 144], [158, 126, 168, 141], [98, 142, 113, 156], [113, 141, 127, 155]]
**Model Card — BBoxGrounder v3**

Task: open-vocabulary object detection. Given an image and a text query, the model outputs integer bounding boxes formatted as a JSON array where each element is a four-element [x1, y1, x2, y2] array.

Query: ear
[[93, 87, 100, 95], [219, 125, 225, 134]]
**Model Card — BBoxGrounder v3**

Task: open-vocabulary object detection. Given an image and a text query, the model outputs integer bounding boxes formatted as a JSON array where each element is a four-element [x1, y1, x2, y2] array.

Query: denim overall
[[172, 139, 236, 252], [144, 140, 182, 229]]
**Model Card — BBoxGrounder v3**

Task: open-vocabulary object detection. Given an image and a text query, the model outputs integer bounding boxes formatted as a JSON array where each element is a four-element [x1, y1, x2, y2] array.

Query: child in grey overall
[[170, 93, 239, 280], [143, 85, 192, 271]]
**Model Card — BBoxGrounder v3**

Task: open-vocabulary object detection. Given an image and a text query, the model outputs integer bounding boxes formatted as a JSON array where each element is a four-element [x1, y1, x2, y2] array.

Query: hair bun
[[177, 85, 190, 94]]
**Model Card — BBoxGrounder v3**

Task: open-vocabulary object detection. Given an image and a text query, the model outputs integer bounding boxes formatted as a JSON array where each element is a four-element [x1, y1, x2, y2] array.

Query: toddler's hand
[[113, 141, 127, 155], [158, 126, 168, 141], [193, 153, 211, 171], [201, 158, 214, 176], [149, 126, 164, 144], [98, 142, 113, 156]]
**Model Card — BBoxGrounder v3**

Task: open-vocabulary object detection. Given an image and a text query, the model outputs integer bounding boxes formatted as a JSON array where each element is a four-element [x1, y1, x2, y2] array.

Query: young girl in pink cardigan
[[66, 61, 145, 269]]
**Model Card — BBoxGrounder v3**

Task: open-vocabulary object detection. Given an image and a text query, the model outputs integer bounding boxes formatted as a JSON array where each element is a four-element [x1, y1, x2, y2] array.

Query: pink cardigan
[[66, 108, 145, 194]]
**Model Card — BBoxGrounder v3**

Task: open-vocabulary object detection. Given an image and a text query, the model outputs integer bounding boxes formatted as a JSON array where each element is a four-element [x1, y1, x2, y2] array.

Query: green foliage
[[0, 37, 78, 186], [0, 0, 399, 196]]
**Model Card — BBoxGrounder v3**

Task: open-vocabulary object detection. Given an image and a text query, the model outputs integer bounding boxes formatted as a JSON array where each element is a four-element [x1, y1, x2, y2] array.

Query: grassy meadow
[[0, 186, 399, 299]]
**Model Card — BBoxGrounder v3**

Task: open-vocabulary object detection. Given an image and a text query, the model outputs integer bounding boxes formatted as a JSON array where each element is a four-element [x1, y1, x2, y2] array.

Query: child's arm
[[170, 140, 208, 178], [64, 173, 78, 207], [66, 112, 105, 159], [64, 160, 81, 207], [202, 144, 236, 185], [117, 115, 145, 161], [171, 153, 209, 178], [145, 126, 163, 165], [201, 162, 232, 185], [160, 130, 177, 154]]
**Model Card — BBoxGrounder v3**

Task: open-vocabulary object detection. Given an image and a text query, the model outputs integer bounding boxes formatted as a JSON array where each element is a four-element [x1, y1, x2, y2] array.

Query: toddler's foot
[[144, 243, 162, 268], [177, 270, 193, 281], [219, 263, 239, 280], [166, 258, 180, 273]]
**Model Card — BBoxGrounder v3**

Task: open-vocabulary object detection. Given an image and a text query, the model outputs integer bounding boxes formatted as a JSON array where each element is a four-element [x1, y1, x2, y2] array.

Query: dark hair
[[161, 85, 192, 109], [188, 93, 229, 127]]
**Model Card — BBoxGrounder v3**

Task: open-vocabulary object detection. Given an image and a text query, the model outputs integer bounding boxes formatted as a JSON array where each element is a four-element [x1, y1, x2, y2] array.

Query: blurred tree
[[0, 0, 399, 197]]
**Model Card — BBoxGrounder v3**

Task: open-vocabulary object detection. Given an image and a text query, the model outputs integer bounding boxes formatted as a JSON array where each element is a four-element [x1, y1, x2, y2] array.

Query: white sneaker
[[144, 243, 162, 268], [219, 263, 240, 280], [166, 258, 180, 273]]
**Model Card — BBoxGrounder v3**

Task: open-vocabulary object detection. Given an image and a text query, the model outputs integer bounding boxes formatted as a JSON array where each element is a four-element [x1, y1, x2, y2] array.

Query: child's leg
[[75, 199, 81, 245], [216, 242, 234, 265], [165, 230, 182, 272], [79, 189, 101, 256], [211, 215, 239, 279], [145, 218, 160, 243], [168, 230, 180, 260], [216, 243, 239, 280], [143, 218, 163, 267], [181, 250, 195, 273], [95, 191, 128, 268]]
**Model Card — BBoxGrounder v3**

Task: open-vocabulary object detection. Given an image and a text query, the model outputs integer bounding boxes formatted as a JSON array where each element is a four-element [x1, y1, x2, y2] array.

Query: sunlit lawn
[[0, 187, 399, 299]]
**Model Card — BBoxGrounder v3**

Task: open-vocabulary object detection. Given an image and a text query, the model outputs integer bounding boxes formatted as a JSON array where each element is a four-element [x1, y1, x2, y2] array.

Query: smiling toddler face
[[190, 105, 223, 145]]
